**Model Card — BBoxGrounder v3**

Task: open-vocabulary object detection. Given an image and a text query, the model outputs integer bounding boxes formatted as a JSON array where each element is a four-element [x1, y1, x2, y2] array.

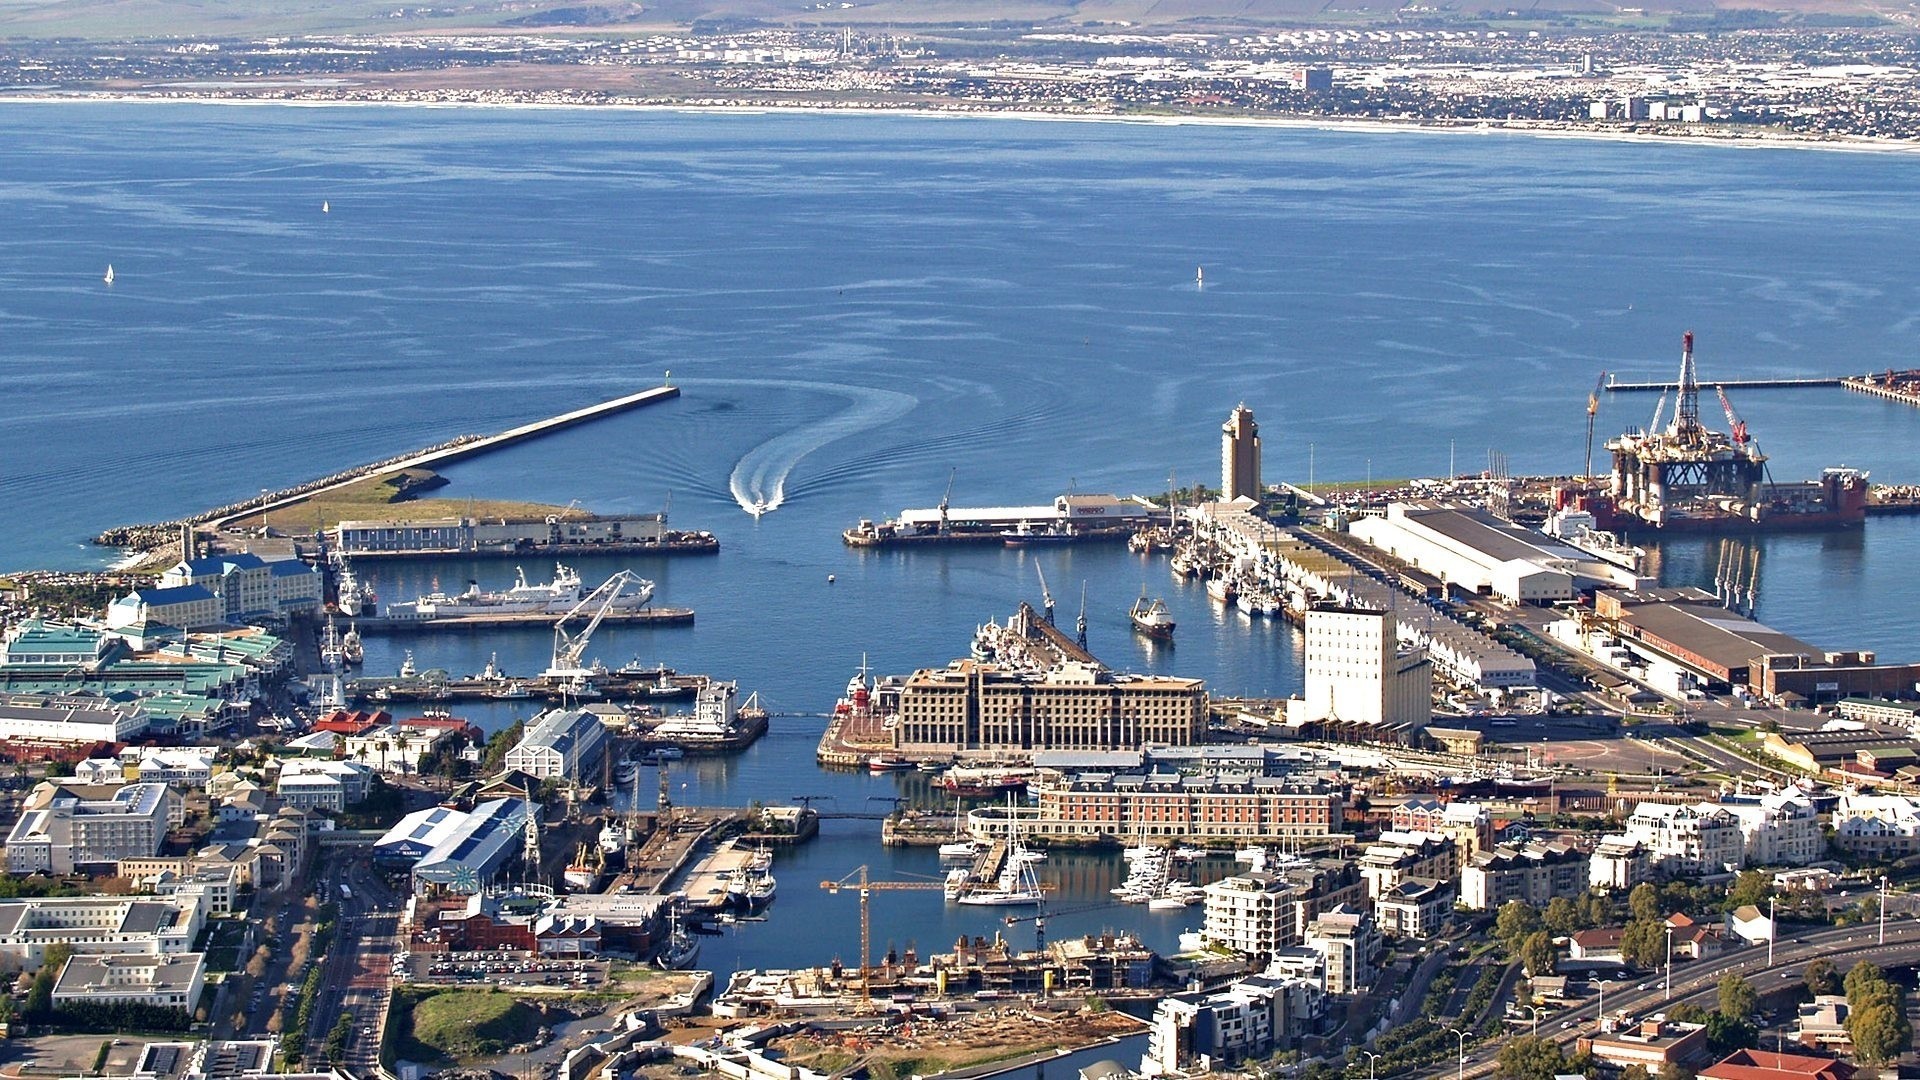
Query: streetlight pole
[[1449, 1027, 1467, 1080], [1768, 896, 1776, 968], [1880, 876, 1889, 945], [1524, 1005, 1541, 1039], [1665, 925, 1674, 1000], [1364, 1050, 1379, 1080]]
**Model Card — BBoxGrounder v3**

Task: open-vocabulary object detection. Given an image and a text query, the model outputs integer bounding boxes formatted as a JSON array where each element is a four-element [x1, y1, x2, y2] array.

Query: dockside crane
[[819, 865, 949, 999], [1036, 563, 1056, 625], [1715, 385, 1752, 447], [1585, 369, 1609, 479], [938, 468, 955, 534], [545, 570, 640, 678]]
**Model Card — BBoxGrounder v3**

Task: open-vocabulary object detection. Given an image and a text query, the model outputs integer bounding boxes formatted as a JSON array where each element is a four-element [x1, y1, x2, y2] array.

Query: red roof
[[1700, 1049, 1854, 1080], [1572, 928, 1624, 947], [314, 709, 390, 735]]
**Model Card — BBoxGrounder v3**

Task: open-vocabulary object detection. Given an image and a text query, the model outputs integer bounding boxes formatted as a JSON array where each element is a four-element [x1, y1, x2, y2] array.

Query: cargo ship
[[385, 565, 655, 619]]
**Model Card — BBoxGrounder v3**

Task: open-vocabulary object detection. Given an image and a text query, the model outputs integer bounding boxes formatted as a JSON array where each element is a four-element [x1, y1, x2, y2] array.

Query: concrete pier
[[1606, 376, 1840, 392]]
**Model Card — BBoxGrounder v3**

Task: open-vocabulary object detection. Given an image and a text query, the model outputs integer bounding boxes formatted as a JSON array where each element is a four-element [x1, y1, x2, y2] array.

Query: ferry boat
[[385, 565, 655, 619], [1129, 596, 1176, 640]]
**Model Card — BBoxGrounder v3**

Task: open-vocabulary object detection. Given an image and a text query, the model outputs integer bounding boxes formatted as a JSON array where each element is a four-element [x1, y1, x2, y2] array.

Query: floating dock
[[353, 607, 693, 634]]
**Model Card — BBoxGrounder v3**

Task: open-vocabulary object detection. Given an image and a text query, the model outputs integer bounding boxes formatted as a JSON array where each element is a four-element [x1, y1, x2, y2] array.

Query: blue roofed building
[[108, 585, 223, 633], [374, 798, 532, 895], [157, 553, 320, 623]]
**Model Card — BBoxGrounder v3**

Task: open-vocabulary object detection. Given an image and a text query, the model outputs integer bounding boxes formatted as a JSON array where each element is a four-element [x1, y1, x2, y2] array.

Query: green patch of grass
[[228, 468, 581, 533], [396, 989, 542, 1063]]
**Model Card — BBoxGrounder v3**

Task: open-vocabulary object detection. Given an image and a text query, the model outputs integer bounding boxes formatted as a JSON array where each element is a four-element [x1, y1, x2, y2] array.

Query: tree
[[1725, 870, 1772, 912], [1622, 1067, 1651, 1080], [1579, 891, 1616, 929], [1521, 931, 1556, 977], [1495, 1035, 1570, 1080], [1717, 973, 1758, 1022], [1621, 919, 1667, 969], [1657, 1063, 1695, 1080], [1702, 1012, 1758, 1057], [1848, 1001, 1911, 1064], [1497, 900, 1544, 951], [1629, 882, 1662, 922], [1845, 961, 1890, 1007], [1544, 896, 1579, 935], [1668, 1003, 1710, 1025], [1804, 958, 1841, 998]]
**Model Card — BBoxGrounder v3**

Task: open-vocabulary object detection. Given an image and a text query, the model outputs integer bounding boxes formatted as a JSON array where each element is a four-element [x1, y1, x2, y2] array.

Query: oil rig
[[1583, 332, 1868, 533]]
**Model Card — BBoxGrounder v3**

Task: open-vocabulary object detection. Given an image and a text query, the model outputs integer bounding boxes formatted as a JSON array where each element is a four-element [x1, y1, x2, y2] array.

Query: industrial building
[[503, 707, 608, 781], [1350, 503, 1639, 603], [375, 797, 532, 895], [333, 513, 669, 556], [1221, 404, 1262, 503], [1298, 606, 1431, 730]]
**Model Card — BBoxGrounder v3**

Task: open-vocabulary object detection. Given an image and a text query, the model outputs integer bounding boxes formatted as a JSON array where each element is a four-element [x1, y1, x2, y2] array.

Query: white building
[[1358, 831, 1457, 899], [1622, 801, 1744, 876], [1461, 841, 1591, 911], [1300, 607, 1431, 730], [135, 749, 217, 789], [157, 553, 321, 622], [504, 708, 608, 781], [1831, 793, 1920, 857], [1141, 973, 1321, 1077], [1590, 836, 1652, 890], [1201, 873, 1297, 961], [1716, 787, 1821, 867], [5, 783, 175, 874], [1303, 906, 1376, 996], [1391, 798, 1493, 859], [0, 698, 150, 746], [275, 760, 373, 814], [52, 952, 206, 1011], [75, 758, 127, 785], [1374, 879, 1452, 939], [0, 894, 207, 967], [107, 584, 226, 632]]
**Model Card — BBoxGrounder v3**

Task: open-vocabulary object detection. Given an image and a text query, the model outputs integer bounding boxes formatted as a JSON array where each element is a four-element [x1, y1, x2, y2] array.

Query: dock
[[610, 809, 740, 896], [346, 670, 707, 704], [1842, 371, 1920, 409], [678, 840, 759, 912], [353, 607, 693, 634], [1606, 376, 1841, 392]]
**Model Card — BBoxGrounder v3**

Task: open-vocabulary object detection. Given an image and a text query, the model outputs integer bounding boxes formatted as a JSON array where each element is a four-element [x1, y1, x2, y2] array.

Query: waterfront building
[[0, 894, 207, 967], [892, 659, 1206, 754], [1302, 906, 1376, 995], [52, 952, 206, 1011], [5, 782, 174, 874], [1590, 835, 1652, 890], [1141, 973, 1322, 1077], [1221, 404, 1262, 503], [1619, 801, 1743, 876], [1460, 841, 1590, 911], [1200, 863, 1366, 962], [108, 585, 225, 632], [504, 707, 608, 781], [1028, 770, 1340, 842], [1391, 798, 1493, 858], [154, 553, 322, 622], [1357, 831, 1457, 899], [1299, 607, 1431, 731], [1349, 503, 1644, 603], [332, 513, 668, 556], [0, 696, 150, 747], [374, 798, 531, 895], [652, 680, 740, 740]]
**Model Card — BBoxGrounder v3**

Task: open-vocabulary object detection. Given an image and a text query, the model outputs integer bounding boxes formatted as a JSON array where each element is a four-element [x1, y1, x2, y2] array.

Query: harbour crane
[[1036, 562, 1056, 625], [1647, 390, 1670, 438], [790, 794, 835, 809], [938, 468, 955, 534], [1076, 581, 1088, 652], [1715, 384, 1752, 446], [818, 865, 949, 999], [545, 569, 641, 678], [1585, 369, 1609, 479]]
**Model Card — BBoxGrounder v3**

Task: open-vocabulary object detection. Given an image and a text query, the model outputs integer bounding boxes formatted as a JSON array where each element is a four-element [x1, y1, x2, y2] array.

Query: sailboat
[[103, 264, 115, 285], [1195, 266, 1203, 289], [322, 201, 330, 213]]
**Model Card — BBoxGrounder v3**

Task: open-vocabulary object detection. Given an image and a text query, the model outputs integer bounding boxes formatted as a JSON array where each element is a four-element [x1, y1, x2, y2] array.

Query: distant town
[[4, 23, 1920, 143]]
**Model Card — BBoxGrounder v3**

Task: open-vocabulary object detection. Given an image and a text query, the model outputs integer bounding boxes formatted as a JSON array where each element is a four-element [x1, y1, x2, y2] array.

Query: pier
[[1605, 376, 1840, 392], [352, 607, 693, 634], [1842, 371, 1920, 409], [210, 382, 681, 529], [678, 840, 760, 912]]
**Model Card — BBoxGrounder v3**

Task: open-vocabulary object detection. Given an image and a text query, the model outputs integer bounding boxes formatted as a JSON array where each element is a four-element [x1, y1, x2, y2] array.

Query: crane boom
[[546, 570, 639, 677], [1648, 390, 1669, 436], [1715, 385, 1750, 446], [1585, 369, 1609, 480], [938, 468, 955, 533], [1036, 563, 1055, 624], [819, 865, 947, 1000]]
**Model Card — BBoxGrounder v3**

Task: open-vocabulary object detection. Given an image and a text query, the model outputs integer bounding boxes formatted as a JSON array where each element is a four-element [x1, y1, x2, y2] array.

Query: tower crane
[[545, 570, 640, 678], [1000, 899, 1117, 951], [1715, 385, 1751, 447], [1585, 369, 1609, 480], [818, 865, 949, 999], [1076, 581, 1088, 652]]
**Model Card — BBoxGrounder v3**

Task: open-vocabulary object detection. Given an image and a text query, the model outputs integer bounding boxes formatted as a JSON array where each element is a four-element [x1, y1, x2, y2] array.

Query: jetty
[[352, 607, 693, 634], [1605, 376, 1840, 392], [1842, 370, 1920, 408]]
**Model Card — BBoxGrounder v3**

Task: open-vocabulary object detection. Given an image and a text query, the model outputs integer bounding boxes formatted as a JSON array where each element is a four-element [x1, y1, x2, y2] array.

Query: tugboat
[[340, 623, 364, 667], [1129, 595, 1176, 640]]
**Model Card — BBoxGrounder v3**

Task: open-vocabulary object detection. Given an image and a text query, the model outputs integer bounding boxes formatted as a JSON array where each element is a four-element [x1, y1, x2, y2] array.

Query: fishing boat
[[491, 681, 532, 700], [867, 756, 914, 773], [1205, 576, 1235, 604], [656, 912, 701, 970], [1129, 596, 1176, 640], [563, 842, 604, 892], [340, 624, 364, 666], [385, 565, 655, 619], [729, 853, 777, 911]]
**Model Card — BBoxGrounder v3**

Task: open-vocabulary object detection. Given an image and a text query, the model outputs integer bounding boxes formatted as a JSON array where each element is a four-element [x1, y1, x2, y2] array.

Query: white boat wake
[[726, 381, 919, 516]]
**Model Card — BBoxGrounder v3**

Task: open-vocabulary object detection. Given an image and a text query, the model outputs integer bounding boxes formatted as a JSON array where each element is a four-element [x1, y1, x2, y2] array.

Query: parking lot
[[406, 950, 612, 989]]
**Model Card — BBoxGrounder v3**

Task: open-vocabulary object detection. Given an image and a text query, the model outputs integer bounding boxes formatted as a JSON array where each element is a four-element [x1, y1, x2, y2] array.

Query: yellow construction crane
[[819, 865, 948, 999]]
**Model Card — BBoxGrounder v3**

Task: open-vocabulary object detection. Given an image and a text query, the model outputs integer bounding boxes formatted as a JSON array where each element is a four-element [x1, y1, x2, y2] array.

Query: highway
[[1409, 920, 1920, 1079]]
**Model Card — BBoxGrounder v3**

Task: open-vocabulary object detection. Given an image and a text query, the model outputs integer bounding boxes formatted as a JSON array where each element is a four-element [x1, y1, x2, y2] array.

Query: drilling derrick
[[1602, 331, 1768, 528]]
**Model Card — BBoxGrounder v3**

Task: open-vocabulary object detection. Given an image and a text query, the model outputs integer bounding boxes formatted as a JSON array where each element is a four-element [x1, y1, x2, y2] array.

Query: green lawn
[[395, 989, 542, 1063]]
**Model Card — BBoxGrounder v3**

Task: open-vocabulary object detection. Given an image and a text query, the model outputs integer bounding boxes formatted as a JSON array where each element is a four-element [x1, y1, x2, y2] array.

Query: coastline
[[5, 88, 1919, 156]]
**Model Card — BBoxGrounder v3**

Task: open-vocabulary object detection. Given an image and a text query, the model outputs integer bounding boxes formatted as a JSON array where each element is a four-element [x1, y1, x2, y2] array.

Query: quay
[[678, 839, 760, 912], [341, 532, 718, 562], [352, 607, 694, 634], [1842, 370, 1920, 408], [346, 670, 708, 704], [609, 809, 739, 896], [211, 383, 681, 530], [881, 810, 967, 848], [1605, 376, 1840, 391]]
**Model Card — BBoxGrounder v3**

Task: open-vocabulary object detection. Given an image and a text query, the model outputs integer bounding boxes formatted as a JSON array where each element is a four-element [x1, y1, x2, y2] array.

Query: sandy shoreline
[[4, 88, 1919, 156]]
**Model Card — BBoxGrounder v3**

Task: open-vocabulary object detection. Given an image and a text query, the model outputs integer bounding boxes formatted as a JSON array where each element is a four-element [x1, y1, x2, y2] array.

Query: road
[[306, 854, 404, 1073], [1409, 920, 1920, 1079]]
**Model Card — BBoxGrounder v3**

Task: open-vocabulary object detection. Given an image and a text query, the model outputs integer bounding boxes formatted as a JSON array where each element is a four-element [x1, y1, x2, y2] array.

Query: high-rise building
[[1221, 404, 1262, 502], [1301, 607, 1431, 729]]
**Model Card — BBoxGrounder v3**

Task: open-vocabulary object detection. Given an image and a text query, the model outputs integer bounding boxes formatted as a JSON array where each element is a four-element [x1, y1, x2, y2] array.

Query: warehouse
[[1350, 503, 1640, 603], [376, 798, 531, 895]]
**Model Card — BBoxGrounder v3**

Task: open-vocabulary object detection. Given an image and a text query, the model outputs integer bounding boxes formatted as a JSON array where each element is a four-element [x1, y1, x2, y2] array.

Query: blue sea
[[4, 102, 1920, 975]]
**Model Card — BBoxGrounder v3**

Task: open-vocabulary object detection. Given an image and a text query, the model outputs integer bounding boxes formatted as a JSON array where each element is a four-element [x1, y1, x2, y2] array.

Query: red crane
[[1715, 384, 1750, 446]]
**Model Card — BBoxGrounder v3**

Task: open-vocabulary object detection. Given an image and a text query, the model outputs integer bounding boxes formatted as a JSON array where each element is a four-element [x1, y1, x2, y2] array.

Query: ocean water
[[5, 102, 1920, 977]]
